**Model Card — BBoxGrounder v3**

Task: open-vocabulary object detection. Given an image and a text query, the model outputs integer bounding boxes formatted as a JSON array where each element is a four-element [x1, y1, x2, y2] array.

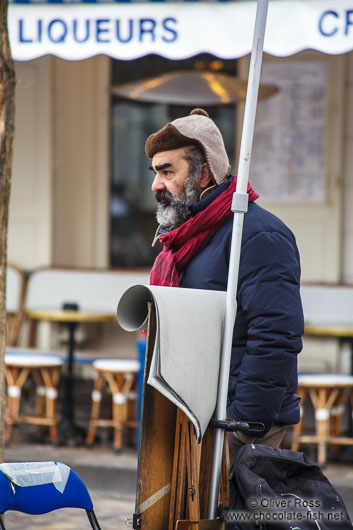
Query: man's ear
[[198, 163, 212, 190]]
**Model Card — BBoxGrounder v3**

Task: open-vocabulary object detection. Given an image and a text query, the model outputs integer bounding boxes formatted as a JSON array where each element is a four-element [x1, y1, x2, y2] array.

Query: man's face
[[151, 148, 190, 198], [150, 147, 201, 228]]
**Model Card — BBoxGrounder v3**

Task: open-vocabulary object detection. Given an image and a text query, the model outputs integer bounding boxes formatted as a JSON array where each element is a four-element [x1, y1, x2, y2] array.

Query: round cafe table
[[305, 323, 353, 339], [25, 309, 117, 441]]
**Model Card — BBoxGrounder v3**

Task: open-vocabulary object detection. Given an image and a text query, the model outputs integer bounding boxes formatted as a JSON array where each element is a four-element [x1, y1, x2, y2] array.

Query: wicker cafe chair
[[0, 462, 102, 530]]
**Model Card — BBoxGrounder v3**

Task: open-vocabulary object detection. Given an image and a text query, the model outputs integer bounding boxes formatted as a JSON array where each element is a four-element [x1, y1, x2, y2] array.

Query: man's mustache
[[155, 189, 174, 205]]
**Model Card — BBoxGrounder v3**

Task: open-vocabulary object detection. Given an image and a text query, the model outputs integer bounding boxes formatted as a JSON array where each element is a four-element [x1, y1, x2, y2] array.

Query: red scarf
[[150, 177, 259, 287]]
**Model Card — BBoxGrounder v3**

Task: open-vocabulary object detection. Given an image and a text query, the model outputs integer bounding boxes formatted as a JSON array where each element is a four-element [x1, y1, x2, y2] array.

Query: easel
[[169, 410, 229, 530], [133, 305, 228, 530]]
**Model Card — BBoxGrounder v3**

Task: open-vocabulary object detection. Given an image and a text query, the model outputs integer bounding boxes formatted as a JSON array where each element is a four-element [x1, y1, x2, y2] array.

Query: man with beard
[[146, 108, 304, 462]]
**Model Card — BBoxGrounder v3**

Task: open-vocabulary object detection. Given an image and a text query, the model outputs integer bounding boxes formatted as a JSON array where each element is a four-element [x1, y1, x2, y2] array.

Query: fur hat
[[145, 108, 231, 185]]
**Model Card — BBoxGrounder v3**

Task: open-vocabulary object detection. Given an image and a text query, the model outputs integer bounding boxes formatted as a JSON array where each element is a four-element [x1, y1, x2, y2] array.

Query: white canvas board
[[117, 285, 226, 441]]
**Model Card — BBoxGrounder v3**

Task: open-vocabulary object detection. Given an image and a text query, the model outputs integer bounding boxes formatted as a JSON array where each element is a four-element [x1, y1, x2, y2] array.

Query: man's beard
[[155, 170, 200, 228]]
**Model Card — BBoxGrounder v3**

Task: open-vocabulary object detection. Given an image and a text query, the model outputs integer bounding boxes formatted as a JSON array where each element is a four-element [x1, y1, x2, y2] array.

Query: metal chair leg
[[86, 509, 102, 530], [0, 514, 6, 530]]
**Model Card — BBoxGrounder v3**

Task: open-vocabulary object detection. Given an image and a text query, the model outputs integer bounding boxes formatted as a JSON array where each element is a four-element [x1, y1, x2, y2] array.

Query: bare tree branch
[[0, 0, 16, 462]]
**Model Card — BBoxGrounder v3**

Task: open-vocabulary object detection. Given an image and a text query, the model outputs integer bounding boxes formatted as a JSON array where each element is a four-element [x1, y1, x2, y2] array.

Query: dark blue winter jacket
[[180, 178, 304, 437]]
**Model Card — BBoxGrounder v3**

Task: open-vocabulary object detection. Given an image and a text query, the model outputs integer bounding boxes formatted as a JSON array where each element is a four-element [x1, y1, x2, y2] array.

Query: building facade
[[7, 0, 353, 366]]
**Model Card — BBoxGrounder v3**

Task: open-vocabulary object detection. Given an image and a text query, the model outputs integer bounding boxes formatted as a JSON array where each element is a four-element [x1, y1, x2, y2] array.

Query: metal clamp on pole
[[231, 192, 249, 213], [210, 419, 265, 433]]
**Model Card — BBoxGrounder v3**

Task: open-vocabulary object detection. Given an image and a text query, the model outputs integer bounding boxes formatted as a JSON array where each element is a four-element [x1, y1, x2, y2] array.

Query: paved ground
[[2, 438, 353, 529]]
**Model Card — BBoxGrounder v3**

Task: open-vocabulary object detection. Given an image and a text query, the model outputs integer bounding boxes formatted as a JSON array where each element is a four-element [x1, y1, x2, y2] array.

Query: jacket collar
[[188, 176, 233, 217]]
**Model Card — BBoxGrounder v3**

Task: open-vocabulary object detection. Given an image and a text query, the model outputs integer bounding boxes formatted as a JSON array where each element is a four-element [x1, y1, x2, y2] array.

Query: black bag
[[225, 444, 352, 529]]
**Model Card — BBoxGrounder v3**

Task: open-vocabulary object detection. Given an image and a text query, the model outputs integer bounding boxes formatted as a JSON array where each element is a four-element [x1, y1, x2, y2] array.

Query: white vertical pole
[[207, 0, 269, 519]]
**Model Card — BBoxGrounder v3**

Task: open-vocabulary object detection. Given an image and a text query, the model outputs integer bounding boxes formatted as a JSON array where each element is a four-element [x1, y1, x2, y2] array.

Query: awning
[[8, 1, 353, 62]]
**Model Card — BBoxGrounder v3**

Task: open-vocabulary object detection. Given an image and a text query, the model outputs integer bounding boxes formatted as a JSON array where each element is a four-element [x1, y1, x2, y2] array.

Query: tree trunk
[[0, 0, 16, 462]]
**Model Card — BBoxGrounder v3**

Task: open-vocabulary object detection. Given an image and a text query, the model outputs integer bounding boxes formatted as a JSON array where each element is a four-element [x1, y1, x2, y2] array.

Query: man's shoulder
[[242, 201, 296, 245], [206, 201, 296, 249]]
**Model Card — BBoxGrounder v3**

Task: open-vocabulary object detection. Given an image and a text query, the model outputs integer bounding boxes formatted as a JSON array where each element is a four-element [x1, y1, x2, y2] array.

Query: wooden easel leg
[[199, 425, 215, 520], [186, 420, 201, 521], [169, 410, 188, 530], [135, 304, 177, 530], [169, 412, 228, 530], [220, 434, 230, 511]]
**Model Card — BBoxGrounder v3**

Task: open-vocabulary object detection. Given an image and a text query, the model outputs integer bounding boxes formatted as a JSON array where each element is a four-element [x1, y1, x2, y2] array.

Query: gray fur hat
[[145, 108, 231, 185]]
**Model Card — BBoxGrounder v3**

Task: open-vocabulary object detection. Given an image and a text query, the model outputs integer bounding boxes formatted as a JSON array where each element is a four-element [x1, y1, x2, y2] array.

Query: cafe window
[[110, 54, 237, 268]]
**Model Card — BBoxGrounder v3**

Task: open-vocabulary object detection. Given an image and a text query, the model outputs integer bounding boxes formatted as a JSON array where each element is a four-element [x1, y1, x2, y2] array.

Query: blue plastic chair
[[0, 462, 102, 529]]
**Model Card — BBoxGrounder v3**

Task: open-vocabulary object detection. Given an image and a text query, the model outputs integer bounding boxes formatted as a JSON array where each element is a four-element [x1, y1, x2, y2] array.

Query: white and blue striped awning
[[9, 0, 236, 2], [9, 0, 238, 3], [8, 0, 353, 61]]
